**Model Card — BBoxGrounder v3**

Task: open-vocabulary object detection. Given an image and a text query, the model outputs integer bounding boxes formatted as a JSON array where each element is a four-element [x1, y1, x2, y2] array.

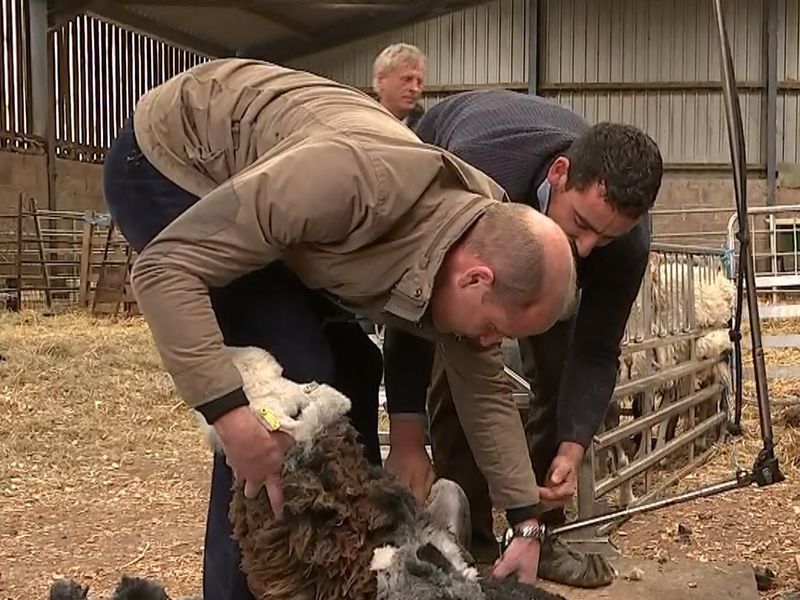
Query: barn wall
[[290, 0, 797, 245]]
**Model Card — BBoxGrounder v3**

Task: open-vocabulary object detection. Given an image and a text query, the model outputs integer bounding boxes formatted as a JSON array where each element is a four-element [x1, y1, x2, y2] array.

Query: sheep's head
[[197, 346, 352, 452], [370, 531, 483, 600], [49, 578, 89, 600]]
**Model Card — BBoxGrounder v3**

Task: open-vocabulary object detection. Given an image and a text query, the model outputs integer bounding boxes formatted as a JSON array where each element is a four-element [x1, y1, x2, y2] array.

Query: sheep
[[600, 255, 737, 509], [212, 345, 569, 600], [48, 574, 198, 600]]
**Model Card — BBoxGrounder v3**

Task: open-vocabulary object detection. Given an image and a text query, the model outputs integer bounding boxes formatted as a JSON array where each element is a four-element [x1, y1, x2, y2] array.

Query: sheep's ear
[[416, 543, 456, 574], [370, 546, 398, 572]]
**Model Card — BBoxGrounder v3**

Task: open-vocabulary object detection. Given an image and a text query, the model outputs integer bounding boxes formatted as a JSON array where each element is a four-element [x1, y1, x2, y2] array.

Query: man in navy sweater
[[381, 90, 663, 587]]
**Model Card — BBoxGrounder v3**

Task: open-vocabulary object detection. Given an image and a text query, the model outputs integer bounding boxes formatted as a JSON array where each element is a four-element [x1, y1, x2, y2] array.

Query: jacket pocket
[[184, 145, 227, 183], [229, 87, 260, 152]]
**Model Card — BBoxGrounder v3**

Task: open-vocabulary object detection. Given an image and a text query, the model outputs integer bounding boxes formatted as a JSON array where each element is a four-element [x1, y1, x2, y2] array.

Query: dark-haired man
[[381, 89, 663, 588]]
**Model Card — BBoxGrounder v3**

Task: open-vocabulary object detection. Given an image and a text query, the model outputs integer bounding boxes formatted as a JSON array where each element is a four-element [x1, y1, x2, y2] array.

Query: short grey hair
[[372, 43, 426, 93]]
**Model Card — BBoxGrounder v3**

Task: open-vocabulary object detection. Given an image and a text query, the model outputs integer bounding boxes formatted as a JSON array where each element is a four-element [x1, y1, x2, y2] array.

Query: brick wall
[[0, 151, 105, 214], [652, 175, 800, 249]]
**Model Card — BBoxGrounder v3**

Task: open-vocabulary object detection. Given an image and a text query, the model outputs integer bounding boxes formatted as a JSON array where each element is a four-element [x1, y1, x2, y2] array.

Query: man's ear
[[455, 265, 494, 290], [547, 156, 570, 188]]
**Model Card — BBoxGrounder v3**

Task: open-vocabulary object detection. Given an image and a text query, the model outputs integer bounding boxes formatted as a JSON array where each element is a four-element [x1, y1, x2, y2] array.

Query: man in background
[[373, 42, 426, 129]]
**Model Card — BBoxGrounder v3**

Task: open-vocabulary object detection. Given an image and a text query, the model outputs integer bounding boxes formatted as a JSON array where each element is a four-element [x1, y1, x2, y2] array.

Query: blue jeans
[[103, 118, 383, 600]]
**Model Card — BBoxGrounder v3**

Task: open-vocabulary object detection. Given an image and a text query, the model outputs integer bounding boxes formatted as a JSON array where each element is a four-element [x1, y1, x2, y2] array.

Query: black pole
[[711, 0, 783, 487]]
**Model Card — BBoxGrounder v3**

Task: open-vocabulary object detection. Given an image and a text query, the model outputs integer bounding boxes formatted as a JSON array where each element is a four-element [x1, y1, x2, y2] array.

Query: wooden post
[[78, 213, 94, 308], [15, 193, 23, 311], [29, 197, 52, 308], [91, 219, 116, 314]]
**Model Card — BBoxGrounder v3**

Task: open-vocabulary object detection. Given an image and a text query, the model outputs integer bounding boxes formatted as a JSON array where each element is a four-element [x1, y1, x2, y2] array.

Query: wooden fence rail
[[0, 193, 137, 314]]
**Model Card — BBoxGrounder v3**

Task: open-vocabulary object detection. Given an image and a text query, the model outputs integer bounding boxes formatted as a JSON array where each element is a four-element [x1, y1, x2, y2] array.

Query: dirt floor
[[611, 404, 800, 600], [0, 310, 798, 599]]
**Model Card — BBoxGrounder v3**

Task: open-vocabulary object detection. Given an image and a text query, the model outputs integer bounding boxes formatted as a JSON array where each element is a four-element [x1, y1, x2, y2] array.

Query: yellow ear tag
[[259, 408, 281, 431]]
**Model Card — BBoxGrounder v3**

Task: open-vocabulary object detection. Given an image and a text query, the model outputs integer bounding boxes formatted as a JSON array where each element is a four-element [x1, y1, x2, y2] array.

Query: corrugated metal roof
[[48, 1, 491, 62]]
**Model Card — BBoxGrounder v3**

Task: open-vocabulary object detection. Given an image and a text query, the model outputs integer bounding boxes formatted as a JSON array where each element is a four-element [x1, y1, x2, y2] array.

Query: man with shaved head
[[102, 59, 577, 599]]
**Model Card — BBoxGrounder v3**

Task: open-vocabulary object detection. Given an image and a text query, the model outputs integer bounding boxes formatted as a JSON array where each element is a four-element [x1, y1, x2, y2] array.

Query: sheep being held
[[198, 345, 568, 600]]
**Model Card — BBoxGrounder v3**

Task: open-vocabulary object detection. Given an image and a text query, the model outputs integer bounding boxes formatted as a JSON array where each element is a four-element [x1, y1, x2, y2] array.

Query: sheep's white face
[[197, 346, 353, 453], [370, 532, 483, 600], [371, 479, 482, 600]]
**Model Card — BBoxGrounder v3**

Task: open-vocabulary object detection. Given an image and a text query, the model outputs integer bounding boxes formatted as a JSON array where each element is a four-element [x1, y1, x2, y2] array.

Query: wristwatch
[[499, 521, 547, 554]]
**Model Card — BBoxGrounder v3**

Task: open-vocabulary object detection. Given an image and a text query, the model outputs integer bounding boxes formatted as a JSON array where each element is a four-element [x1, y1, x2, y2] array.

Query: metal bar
[[595, 412, 726, 498], [28, 197, 52, 308], [595, 384, 721, 450], [713, 0, 782, 486], [596, 441, 720, 536], [765, 0, 778, 206], [527, 0, 537, 95], [15, 193, 23, 310], [551, 470, 751, 538], [650, 242, 725, 255], [651, 207, 738, 216], [0, 0, 6, 133], [77, 214, 93, 307], [0, 285, 80, 292], [538, 80, 767, 92], [619, 332, 702, 355], [729, 203, 800, 215], [613, 357, 719, 399]]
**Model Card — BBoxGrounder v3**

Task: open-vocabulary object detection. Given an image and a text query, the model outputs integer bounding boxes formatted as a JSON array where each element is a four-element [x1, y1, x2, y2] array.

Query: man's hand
[[384, 415, 436, 505], [213, 405, 295, 518], [491, 519, 541, 584], [538, 441, 585, 506]]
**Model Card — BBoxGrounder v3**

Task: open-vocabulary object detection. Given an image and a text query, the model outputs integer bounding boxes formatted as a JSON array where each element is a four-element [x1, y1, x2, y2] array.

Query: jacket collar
[[383, 196, 490, 325]]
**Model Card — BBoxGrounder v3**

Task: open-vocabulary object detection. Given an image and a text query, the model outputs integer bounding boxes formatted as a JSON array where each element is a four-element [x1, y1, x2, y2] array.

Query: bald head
[[431, 202, 578, 343]]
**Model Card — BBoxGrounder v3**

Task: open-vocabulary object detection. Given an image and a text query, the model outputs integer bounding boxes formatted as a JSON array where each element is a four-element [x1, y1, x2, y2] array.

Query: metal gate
[[507, 243, 735, 521]]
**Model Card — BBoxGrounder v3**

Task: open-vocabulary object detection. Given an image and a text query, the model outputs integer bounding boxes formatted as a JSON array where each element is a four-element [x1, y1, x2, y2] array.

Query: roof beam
[[86, 0, 231, 57], [246, 0, 474, 62], [234, 1, 314, 38], [47, 0, 93, 29]]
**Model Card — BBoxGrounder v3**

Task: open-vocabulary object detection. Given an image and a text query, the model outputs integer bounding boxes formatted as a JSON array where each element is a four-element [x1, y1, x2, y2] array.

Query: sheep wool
[[222, 345, 569, 600]]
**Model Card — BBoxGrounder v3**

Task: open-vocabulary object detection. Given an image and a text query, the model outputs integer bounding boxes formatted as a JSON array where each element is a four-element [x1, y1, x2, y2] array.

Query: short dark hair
[[564, 122, 663, 218]]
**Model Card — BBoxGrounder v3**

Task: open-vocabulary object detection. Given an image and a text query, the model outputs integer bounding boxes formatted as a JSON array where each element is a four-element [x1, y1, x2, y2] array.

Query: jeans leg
[[102, 117, 198, 253], [323, 320, 384, 466]]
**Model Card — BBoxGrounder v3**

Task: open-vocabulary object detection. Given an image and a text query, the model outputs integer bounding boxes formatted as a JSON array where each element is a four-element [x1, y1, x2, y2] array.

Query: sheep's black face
[[110, 576, 171, 600], [48, 578, 89, 600]]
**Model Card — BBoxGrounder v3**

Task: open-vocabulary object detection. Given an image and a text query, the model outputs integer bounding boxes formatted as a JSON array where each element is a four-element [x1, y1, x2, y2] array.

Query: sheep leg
[[423, 478, 472, 551]]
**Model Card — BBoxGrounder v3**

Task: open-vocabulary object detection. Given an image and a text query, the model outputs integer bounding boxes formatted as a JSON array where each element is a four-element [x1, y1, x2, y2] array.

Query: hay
[[613, 404, 800, 600], [0, 310, 210, 599], [0, 309, 797, 599]]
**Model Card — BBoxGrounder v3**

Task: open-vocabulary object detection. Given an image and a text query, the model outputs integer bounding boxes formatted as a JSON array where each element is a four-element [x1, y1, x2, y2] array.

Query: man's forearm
[[389, 414, 428, 449], [383, 327, 435, 415]]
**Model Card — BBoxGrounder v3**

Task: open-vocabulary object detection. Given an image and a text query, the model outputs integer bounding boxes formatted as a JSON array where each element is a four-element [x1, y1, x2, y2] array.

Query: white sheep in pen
[[602, 255, 737, 507]]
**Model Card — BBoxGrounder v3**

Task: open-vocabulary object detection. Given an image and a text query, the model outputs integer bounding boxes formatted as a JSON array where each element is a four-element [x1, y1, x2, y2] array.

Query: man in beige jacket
[[102, 58, 576, 600]]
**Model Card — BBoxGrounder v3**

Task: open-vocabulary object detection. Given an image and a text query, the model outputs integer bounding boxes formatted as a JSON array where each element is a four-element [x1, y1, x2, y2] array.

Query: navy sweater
[[385, 90, 651, 448]]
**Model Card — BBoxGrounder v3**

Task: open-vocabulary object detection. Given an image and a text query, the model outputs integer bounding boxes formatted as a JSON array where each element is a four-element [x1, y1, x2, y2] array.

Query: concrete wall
[[651, 174, 800, 254], [0, 150, 106, 214]]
